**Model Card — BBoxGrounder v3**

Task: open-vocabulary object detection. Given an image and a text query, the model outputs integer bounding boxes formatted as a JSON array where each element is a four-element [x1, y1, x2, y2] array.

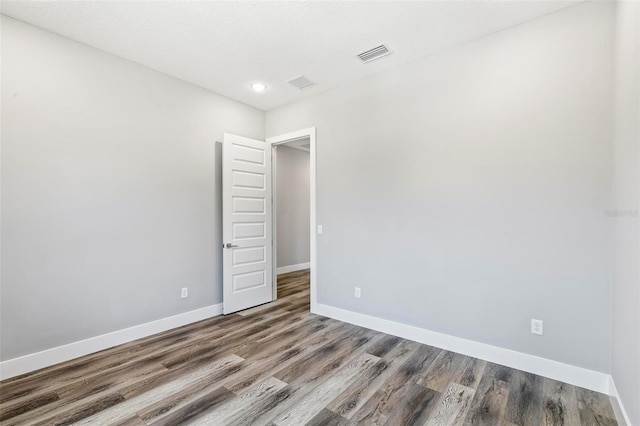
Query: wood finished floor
[[0, 270, 617, 426]]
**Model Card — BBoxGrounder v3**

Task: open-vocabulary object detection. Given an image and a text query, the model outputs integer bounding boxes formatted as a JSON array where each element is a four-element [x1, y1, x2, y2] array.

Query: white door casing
[[222, 133, 272, 314], [266, 127, 317, 311]]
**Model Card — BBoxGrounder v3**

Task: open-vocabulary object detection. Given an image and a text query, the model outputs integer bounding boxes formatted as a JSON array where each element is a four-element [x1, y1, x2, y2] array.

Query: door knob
[[225, 243, 239, 248]]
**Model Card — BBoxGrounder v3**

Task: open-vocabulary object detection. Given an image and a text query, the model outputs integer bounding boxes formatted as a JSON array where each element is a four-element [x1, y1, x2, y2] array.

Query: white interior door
[[223, 133, 273, 314]]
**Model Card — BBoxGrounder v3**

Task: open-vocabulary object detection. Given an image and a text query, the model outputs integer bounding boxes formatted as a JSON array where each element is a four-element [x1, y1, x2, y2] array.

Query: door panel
[[223, 133, 272, 314]]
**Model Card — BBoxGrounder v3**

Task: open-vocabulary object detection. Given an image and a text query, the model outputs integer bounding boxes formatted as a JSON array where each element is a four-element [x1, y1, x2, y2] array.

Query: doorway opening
[[268, 128, 317, 312]]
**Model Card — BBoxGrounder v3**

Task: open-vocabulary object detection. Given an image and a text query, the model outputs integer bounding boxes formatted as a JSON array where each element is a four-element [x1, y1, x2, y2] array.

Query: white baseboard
[[277, 262, 310, 275], [2, 300, 620, 405], [0, 304, 222, 380], [313, 303, 611, 395], [608, 376, 633, 425]]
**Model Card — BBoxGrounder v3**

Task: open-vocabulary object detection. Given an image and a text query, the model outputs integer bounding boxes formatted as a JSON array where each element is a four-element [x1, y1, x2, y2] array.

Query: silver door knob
[[225, 243, 239, 248]]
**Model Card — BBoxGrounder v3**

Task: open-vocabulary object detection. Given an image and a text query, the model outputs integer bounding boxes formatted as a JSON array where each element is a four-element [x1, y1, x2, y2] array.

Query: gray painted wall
[[612, 2, 640, 423], [266, 2, 614, 372], [276, 145, 310, 268], [0, 16, 264, 361]]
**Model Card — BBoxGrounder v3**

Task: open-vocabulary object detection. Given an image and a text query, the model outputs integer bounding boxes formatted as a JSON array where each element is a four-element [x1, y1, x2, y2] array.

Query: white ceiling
[[1, 1, 582, 111], [282, 137, 311, 153]]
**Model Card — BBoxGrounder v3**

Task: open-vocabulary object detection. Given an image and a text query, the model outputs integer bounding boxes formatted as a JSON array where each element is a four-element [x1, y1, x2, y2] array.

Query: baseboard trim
[[608, 376, 633, 425], [313, 303, 611, 395], [277, 262, 310, 275], [0, 304, 222, 380]]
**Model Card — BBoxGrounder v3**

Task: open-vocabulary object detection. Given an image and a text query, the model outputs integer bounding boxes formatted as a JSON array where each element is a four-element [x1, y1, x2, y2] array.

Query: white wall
[[0, 16, 264, 361], [266, 2, 614, 373], [612, 1, 640, 423], [276, 145, 310, 269]]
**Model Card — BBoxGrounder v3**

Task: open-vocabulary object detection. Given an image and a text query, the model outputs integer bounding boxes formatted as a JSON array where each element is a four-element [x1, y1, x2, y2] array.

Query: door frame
[[266, 127, 317, 312]]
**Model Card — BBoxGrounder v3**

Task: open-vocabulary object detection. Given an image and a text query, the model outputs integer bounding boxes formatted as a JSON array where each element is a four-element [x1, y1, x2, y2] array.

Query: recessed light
[[251, 82, 266, 92]]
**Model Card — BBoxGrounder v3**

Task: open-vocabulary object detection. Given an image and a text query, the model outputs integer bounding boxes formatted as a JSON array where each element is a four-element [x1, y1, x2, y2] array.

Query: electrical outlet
[[355, 287, 361, 298], [317, 225, 323, 235], [531, 319, 543, 335], [181, 287, 188, 299]]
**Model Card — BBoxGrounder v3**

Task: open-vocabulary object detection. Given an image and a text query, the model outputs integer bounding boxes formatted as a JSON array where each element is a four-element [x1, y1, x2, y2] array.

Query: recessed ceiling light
[[251, 82, 266, 92]]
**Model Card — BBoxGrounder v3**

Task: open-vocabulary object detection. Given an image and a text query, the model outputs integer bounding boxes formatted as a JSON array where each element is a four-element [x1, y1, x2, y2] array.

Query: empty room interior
[[0, 0, 639, 425]]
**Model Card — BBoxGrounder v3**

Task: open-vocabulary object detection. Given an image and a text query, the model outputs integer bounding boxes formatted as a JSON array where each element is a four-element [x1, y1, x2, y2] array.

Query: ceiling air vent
[[357, 44, 391, 63], [287, 76, 316, 90]]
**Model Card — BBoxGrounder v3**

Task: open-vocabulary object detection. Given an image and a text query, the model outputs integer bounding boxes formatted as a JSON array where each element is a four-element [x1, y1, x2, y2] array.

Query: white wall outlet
[[355, 287, 361, 298], [531, 319, 543, 335], [181, 287, 188, 299], [317, 225, 323, 235]]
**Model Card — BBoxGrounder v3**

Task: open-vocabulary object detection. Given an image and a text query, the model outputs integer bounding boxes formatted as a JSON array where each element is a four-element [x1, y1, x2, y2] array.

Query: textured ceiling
[[1, 1, 582, 111]]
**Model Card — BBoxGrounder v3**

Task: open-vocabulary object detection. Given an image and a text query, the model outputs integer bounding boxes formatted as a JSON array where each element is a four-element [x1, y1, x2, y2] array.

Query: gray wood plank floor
[[0, 270, 617, 425]]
